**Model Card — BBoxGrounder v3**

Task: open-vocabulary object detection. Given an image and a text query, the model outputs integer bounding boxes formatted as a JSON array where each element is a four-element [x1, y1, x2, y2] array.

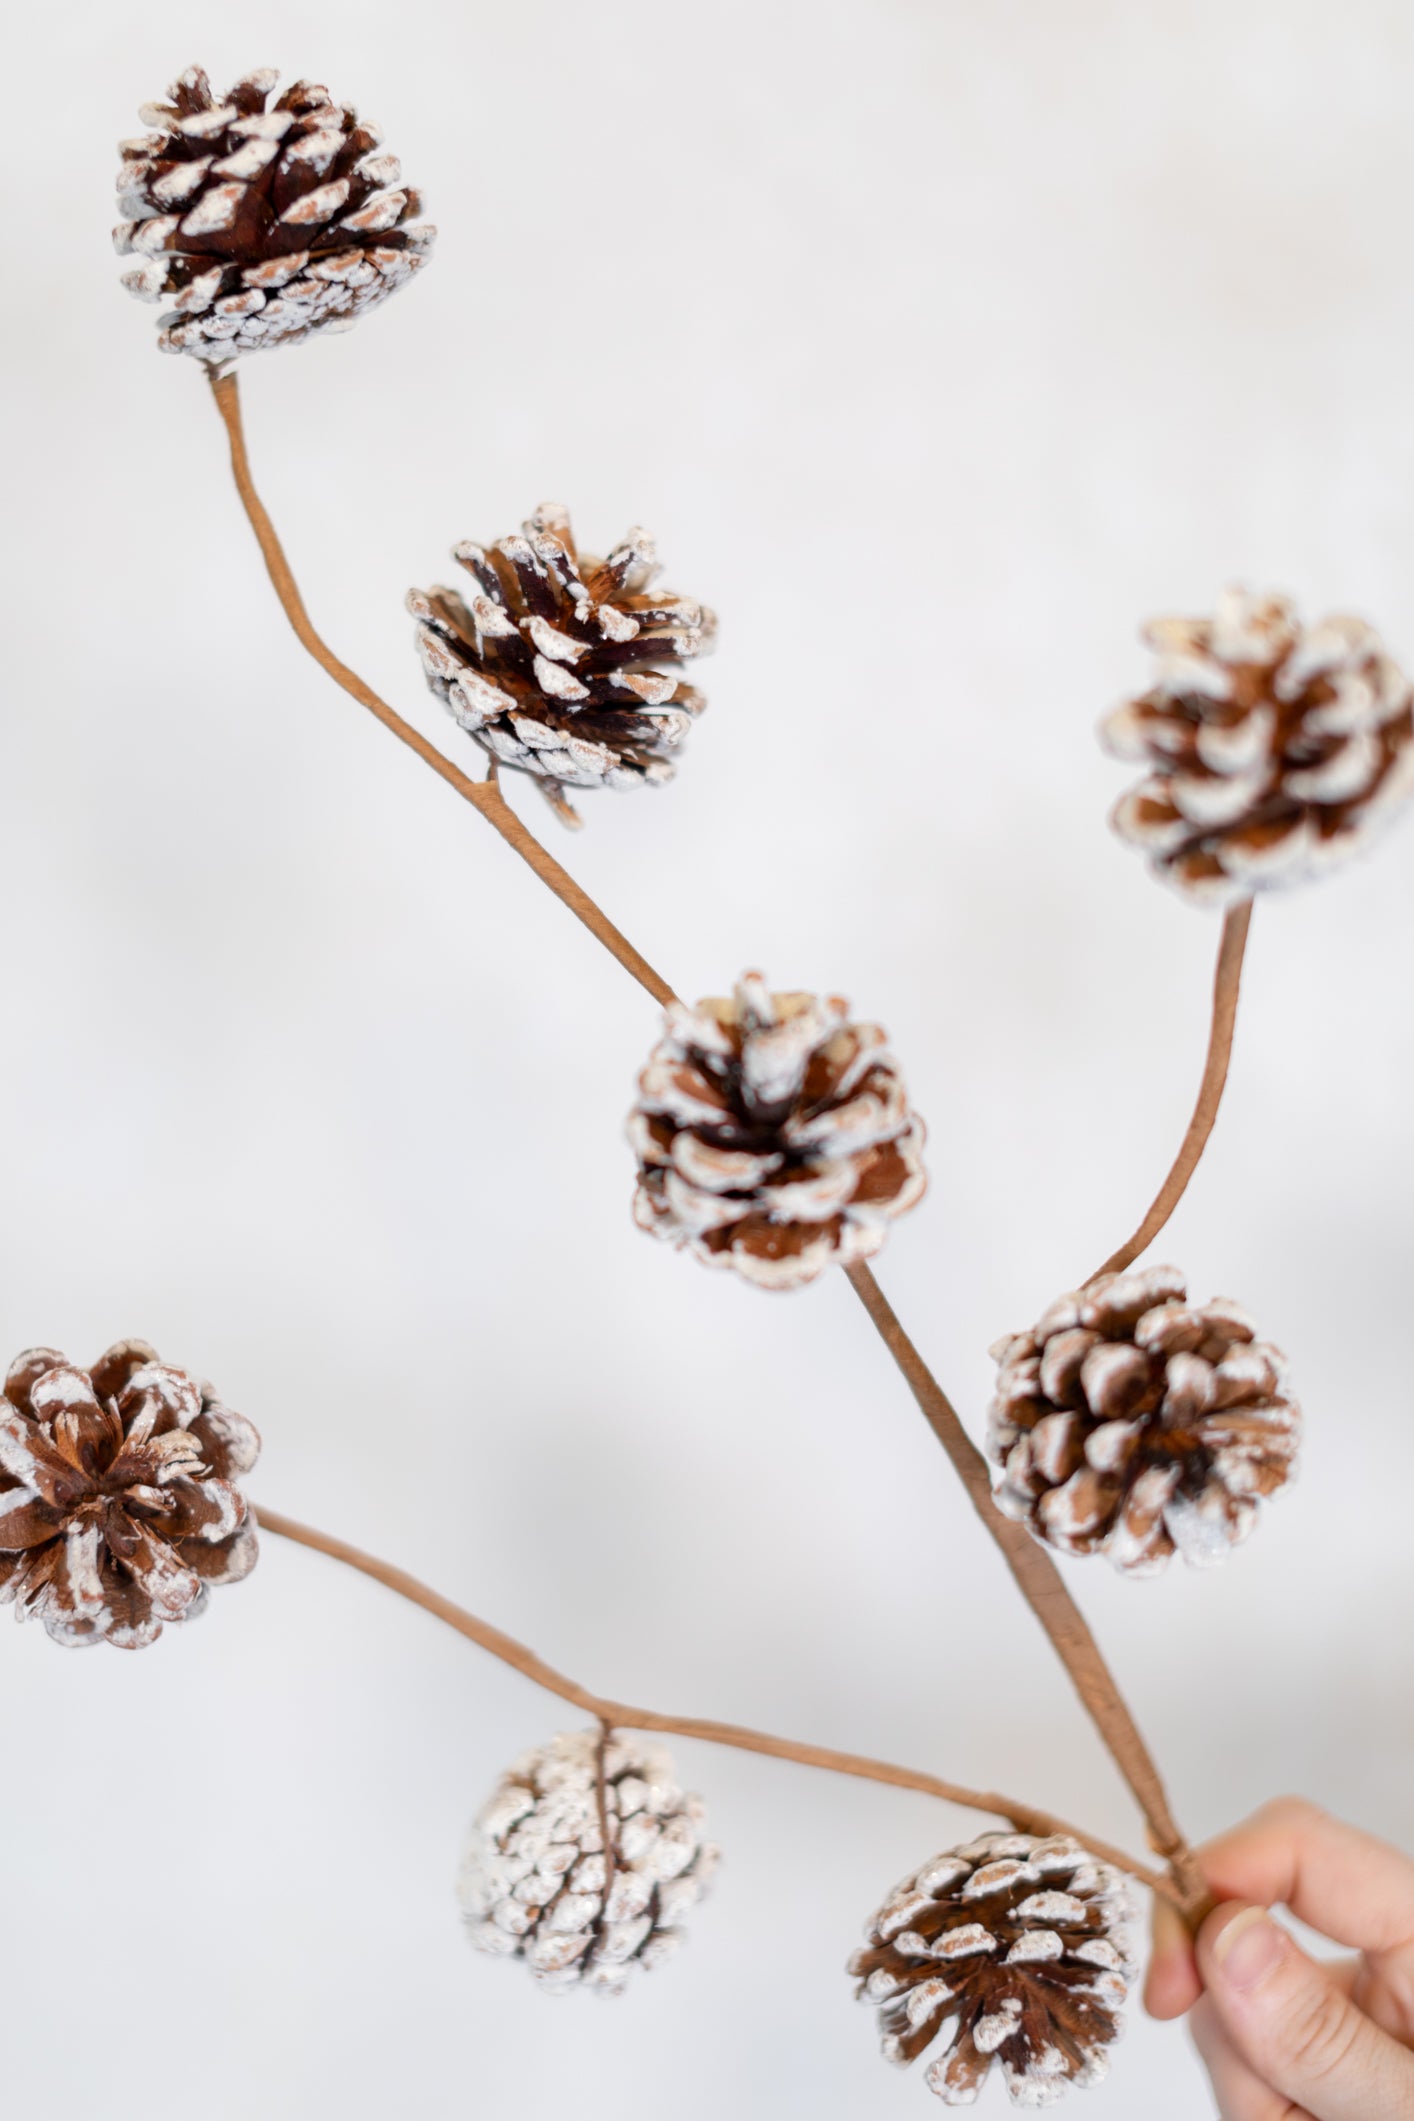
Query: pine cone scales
[[988, 1267, 1300, 1575], [409, 503, 714, 825], [850, 1833, 1134, 2107], [0, 1342, 260, 1649], [1103, 588, 1414, 902], [629, 973, 928, 1290], [458, 1729, 718, 1995], [114, 67, 434, 364]]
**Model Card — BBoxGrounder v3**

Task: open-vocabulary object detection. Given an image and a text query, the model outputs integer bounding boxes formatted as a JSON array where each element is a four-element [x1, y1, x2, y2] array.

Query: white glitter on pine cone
[[628, 973, 928, 1291], [457, 1729, 719, 1996], [1102, 587, 1414, 904], [850, 1833, 1136, 2108], [988, 1266, 1300, 1575], [408, 503, 714, 826], [113, 66, 434, 368], [0, 1341, 260, 1649]]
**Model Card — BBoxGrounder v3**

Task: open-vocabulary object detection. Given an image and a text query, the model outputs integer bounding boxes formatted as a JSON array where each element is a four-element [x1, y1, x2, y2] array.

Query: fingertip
[[1196, 1900, 1290, 2008], [1143, 1896, 1201, 2019], [1195, 1898, 1262, 1978], [1143, 1948, 1201, 2019]]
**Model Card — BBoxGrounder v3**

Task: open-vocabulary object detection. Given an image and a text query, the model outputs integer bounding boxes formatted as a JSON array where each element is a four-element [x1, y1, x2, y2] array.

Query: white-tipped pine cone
[[988, 1266, 1300, 1575], [850, 1832, 1134, 2108], [409, 503, 714, 826], [114, 66, 434, 366], [628, 973, 927, 1291], [1102, 587, 1414, 903], [458, 1729, 718, 1996], [0, 1342, 260, 1649]]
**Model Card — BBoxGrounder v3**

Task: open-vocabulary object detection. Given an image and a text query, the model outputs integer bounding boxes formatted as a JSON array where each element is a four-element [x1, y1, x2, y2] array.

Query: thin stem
[[592, 1720, 619, 1922], [207, 369, 677, 1011], [252, 1502, 1182, 1908], [210, 370, 1205, 1920], [844, 1263, 1205, 1914], [1087, 901, 1253, 1284]]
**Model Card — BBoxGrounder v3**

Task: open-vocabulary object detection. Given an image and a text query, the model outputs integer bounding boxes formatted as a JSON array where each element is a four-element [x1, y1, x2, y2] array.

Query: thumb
[[1197, 1902, 1414, 2121]]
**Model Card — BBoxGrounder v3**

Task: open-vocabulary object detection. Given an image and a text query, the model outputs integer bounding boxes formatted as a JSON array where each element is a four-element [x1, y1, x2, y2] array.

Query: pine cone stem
[[249, 1502, 1186, 1910], [206, 369, 676, 1008], [843, 1264, 1207, 1918], [1086, 900, 1253, 1285], [593, 1716, 620, 1916]]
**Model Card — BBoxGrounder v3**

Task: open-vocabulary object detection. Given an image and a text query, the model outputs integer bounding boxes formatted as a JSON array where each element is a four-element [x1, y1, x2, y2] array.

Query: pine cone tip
[[0, 1341, 260, 1649], [851, 1832, 1135, 2107], [114, 65, 434, 367], [989, 1266, 1300, 1575], [410, 504, 713, 824], [1103, 586, 1414, 904], [629, 972, 927, 1290], [458, 1728, 718, 1995]]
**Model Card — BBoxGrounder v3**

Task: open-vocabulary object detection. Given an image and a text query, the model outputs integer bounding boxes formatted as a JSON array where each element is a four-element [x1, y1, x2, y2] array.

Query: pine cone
[[1103, 587, 1414, 903], [0, 1342, 260, 1649], [458, 1728, 718, 1995], [850, 1832, 1134, 2108], [988, 1266, 1300, 1575], [114, 66, 434, 366], [408, 503, 714, 826], [628, 972, 928, 1291]]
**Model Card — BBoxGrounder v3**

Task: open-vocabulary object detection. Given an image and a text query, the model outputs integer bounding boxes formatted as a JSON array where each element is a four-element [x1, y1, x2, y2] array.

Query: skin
[[1146, 1799, 1414, 2119]]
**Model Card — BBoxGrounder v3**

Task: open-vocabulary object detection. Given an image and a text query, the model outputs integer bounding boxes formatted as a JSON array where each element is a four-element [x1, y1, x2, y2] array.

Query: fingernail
[[1211, 1907, 1284, 1992]]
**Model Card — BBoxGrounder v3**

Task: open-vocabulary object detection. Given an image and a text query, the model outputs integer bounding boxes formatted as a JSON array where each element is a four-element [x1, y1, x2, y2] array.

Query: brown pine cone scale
[[1103, 587, 1414, 903], [850, 1832, 1134, 2107], [989, 1266, 1300, 1574], [629, 973, 927, 1290], [114, 66, 433, 365], [409, 503, 713, 825], [0, 1341, 259, 1649]]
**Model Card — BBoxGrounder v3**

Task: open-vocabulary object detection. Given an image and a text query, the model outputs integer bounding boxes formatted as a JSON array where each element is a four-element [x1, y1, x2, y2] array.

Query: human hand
[[1145, 1797, 1414, 2118]]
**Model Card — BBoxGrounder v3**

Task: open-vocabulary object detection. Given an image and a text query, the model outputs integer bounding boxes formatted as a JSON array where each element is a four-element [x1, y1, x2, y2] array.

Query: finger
[[1190, 1994, 1318, 2121], [1199, 1901, 1414, 2121], [1146, 1892, 1202, 2020], [1198, 1799, 1414, 1962]]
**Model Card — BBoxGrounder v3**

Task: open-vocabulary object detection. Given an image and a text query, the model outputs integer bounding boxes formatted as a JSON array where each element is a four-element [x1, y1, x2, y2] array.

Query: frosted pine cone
[[408, 503, 714, 826], [850, 1832, 1134, 2107], [988, 1266, 1299, 1575], [629, 973, 927, 1291], [0, 1342, 259, 1649], [114, 66, 434, 366], [1103, 587, 1414, 903], [458, 1729, 718, 1995]]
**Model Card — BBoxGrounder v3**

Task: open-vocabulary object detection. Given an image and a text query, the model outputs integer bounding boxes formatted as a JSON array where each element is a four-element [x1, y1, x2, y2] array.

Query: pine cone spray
[[850, 1834, 1134, 2108], [458, 1729, 718, 1995], [0, 1342, 260, 1649], [988, 1266, 1300, 1575], [1103, 587, 1414, 903], [408, 503, 714, 826], [628, 973, 928, 1291], [114, 66, 434, 366]]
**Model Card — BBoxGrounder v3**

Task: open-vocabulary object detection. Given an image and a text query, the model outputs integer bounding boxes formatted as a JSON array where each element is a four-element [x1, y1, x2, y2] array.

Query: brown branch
[[1087, 901, 1253, 1284], [251, 1502, 1183, 1908], [207, 369, 677, 1011], [844, 1263, 1206, 1914], [210, 368, 1206, 1921]]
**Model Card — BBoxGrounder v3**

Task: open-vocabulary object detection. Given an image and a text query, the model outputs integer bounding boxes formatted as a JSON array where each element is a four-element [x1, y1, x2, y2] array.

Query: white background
[[2, 3, 1412, 2115]]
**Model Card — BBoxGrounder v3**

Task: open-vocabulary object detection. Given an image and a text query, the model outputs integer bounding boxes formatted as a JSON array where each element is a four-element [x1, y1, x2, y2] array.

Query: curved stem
[[1087, 902, 1253, 1284], [209, 369, 1205, 1921], [207, 369, 676, 1011], [844, 1263, 1205, 1914], [252, 1502, 1182, 1908]]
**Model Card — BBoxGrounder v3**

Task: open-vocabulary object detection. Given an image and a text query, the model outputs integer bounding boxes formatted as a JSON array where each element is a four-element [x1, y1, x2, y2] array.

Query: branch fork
[[210, 366, 1251, 1927]]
